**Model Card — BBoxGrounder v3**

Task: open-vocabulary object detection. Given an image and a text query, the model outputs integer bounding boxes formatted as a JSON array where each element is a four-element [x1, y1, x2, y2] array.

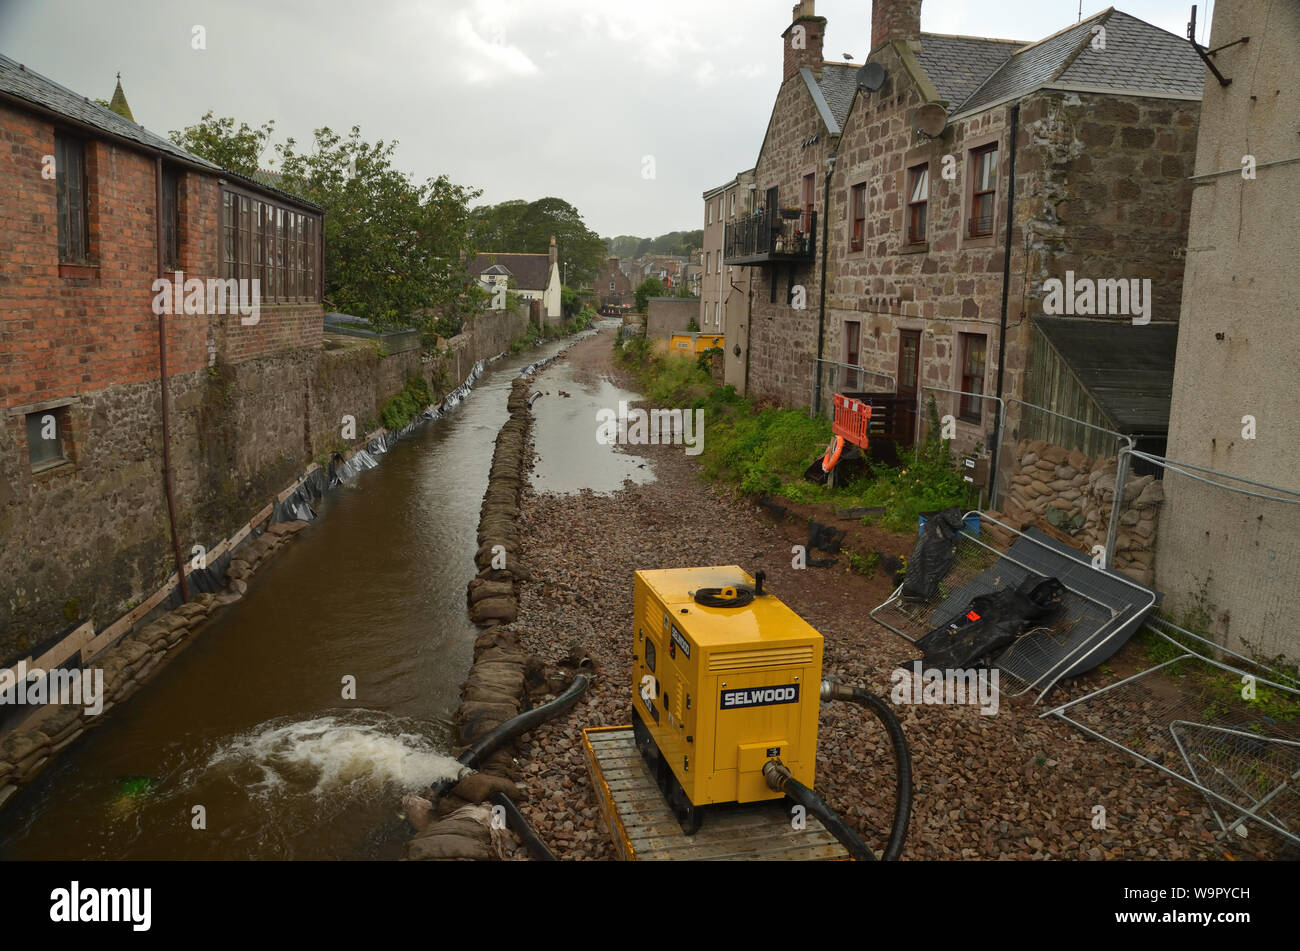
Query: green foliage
[[380, 375, 435, 431], [852, 452, 972, 532], [675, 283, 697, 299], [275, 125, 483, 336], [634, 277, 666, 312], [169, 111, 275, 175], [470, 198, 606, 287], [686, 316, 700, 332], [845, 549, 879, 577], [697, 345, 723, 374], [605, 231, 704, 259]]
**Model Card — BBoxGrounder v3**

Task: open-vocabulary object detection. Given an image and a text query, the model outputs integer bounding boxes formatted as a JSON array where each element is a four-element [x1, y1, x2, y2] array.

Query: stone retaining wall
[[985, 437, 1163, 586]]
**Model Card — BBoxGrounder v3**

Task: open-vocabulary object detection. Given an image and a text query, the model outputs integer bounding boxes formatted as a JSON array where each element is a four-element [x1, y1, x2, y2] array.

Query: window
[[705, 251, 710, 275], [609, 280, 615, 292], [161, 165, 180, 269], [222, 188, 321, 302], [730, 193, 736, 217], [907, 164, 928, 244], [959, 334, 988, 422], [969, 145, 998, 237], [707, 202, 713, 225], [844, 320, 861, 367], [850, 183, 866, 252], [55, 134, 89, 263], [26, 408, 69, 471]]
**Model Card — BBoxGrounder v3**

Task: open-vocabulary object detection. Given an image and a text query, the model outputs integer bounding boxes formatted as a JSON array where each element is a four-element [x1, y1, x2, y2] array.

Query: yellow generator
[[631, 566, 823, 833]]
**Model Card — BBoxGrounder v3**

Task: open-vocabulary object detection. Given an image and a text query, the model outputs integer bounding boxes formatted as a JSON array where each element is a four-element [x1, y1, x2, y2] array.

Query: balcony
[[724, 210, 817, 266]]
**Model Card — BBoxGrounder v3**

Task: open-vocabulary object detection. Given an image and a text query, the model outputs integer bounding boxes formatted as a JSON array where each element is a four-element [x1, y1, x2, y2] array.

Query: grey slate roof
[[0, 52, 323, 211], [956, 9, 1204, 115], [0, 51, 221, 172], [466, 253, 551, 291], [1034, 316, 1179, 434], [913, 34, 1025, 114], [815, 63, 859, 130]]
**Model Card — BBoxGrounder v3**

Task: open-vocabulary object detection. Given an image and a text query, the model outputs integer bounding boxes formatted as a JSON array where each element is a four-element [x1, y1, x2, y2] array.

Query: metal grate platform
[[581, 726, 849, 861]]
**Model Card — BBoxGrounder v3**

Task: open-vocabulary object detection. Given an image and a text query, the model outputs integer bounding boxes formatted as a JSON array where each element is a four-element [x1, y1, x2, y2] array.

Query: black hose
[[431, 673, 591, 801], [781, 773, 877, 862], [763, 681, 913, 861], [489, 790, 557, 861], [693, 587, 755, 608], [826, 683, 913, 862]]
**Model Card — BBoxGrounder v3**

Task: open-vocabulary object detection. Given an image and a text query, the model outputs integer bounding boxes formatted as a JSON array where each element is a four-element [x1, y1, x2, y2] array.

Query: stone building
[[594, 256, 634, 311], [465, 237, 563, 324], [729, 1, 1204, 467], [701, 169, 755, 392]]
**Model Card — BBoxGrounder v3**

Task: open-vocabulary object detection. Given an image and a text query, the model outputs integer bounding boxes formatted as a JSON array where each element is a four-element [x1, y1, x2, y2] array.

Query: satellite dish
[[913, 102, 948, 137], [856, 62, 886, 92]]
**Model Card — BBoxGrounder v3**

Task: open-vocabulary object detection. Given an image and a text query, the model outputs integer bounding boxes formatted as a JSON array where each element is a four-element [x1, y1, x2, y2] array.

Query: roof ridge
[[1009, 6, 1114, 59], [919, 31, 1029, 47]]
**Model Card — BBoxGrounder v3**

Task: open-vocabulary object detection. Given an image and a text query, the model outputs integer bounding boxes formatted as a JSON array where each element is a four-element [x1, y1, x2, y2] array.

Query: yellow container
[[632, 566, 822, 806], [668, 332, 725, 355]]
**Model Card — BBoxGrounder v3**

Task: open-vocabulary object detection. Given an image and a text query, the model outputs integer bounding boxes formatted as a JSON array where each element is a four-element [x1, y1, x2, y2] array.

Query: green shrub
[[380, 375, 435, 430]]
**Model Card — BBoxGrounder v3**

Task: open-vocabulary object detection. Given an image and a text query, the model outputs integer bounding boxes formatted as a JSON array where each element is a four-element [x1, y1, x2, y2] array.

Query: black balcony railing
[[724, 210, 816, 266]]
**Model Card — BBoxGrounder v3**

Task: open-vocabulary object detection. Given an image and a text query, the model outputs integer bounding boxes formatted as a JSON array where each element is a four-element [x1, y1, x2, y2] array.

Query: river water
[[0, 324, 648, 860]]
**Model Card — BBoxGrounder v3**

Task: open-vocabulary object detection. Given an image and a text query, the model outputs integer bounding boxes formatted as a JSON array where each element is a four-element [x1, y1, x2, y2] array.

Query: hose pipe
[[430, 673, 591, 801], [763, 759, 877, 862], [820, 678, 913, 862]]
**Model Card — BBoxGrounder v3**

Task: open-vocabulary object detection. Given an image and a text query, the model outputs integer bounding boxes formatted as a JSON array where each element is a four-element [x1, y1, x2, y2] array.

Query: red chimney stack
[[871, 0, 923, 53], [783, 0, 826, 82]]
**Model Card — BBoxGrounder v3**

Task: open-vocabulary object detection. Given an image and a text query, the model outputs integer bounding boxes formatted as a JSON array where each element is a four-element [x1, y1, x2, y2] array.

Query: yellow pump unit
[[631, 566, 823, 833]]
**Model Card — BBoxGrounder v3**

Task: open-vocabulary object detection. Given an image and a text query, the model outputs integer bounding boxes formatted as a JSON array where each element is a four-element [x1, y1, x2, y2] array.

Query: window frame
[[25, 406, 71, 473], [55, 132, 90, 264], [850, 182, 866, 252], [219, 184, 322, 304], [967, 143, 999, 239], [959, 333, 988, 423], [906, 163, 929, 245]]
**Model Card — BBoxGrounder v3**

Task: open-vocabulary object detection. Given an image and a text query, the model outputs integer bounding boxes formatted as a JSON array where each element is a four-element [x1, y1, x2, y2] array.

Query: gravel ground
[[506, 325, 1293, 861]]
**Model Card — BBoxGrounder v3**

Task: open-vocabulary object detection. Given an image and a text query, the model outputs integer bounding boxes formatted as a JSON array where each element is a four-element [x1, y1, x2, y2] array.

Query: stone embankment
[[985, 438, 1163, 586]]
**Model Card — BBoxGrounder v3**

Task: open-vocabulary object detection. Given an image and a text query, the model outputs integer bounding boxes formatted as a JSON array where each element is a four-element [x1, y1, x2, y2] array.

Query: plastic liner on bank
[[516, 328, 598, 378]]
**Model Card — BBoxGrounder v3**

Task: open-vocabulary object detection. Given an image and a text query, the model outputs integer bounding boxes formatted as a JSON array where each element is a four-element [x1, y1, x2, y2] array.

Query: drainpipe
[[812, 152, 837, 417], [155, 155, 189, 602], [989, 104, 1019, 507]]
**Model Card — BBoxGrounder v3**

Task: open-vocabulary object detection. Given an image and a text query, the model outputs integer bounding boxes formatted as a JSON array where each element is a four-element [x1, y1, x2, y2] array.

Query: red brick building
[[595, 256, 633, 310], [0, 54, 324, 656]]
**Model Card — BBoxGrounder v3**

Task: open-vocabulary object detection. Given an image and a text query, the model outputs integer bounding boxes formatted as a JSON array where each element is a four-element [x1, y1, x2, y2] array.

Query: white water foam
[[204, 712, 466, 798]]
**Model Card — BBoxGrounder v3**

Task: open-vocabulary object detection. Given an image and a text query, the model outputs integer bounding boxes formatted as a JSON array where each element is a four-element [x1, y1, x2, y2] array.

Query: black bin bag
[[900, 506, 967, 603], [915, 575, 1067, 669]]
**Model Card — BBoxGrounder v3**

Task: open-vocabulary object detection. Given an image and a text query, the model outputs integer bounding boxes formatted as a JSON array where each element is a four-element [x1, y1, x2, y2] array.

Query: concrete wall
[[1156, 0, 1300, 660], [646, 298, 700, 338]]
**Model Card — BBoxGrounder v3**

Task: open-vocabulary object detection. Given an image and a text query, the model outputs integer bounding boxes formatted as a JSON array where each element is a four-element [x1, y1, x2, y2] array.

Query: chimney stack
[[871, 0, 923, 52], [783, 0, 826, 82], [549, 235, 558, 270]]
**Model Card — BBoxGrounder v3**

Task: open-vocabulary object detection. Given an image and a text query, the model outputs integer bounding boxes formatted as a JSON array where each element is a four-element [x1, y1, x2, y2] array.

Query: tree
[[169, 111, 275, 175], [635, 277, 665, 313], [275, 125, 483, 334], [469, 197, 606, 288]]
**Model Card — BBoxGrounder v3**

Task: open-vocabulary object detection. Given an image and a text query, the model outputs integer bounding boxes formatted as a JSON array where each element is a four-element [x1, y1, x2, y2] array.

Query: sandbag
[[915, 575, 1066, 669]]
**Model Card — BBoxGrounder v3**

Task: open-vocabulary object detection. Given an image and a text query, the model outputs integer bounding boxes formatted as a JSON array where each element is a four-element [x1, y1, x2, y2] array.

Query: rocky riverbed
[[502, 326, 1291, 861]]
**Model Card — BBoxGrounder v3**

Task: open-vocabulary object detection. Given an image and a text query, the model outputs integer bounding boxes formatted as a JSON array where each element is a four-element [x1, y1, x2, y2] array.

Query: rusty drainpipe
[[155, 155, 189, 602]]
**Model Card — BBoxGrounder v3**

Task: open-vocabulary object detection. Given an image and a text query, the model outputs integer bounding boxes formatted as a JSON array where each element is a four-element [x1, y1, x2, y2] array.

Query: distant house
[[465, 235, 562, 324], [595, 256, 633, 311]]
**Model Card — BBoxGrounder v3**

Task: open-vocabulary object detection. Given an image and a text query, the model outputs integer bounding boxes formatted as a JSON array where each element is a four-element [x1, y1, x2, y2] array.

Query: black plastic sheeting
[[916, 576, 1067, 669], [901, 506, 966, 603]]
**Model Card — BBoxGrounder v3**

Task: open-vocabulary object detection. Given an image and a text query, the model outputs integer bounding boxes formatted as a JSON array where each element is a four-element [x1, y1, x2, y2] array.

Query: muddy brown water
[[0, 324, 647, 860]]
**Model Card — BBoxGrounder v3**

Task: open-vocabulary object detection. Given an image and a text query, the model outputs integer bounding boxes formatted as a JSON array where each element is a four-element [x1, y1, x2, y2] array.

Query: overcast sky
[[2, 0, 1210, 239]]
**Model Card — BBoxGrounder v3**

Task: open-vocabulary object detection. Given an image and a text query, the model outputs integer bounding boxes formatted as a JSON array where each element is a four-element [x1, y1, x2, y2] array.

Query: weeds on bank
[[612, 332, 971, 533]]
